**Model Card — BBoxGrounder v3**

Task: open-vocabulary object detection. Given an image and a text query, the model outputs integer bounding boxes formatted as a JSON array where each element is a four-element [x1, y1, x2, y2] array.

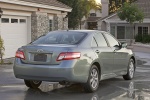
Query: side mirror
[[114, 45, 121, 50], [122, 43, 127, 48]]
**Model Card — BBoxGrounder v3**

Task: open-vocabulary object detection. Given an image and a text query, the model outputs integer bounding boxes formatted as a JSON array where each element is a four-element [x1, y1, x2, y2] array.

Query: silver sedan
[[13, 30, 136, 93]]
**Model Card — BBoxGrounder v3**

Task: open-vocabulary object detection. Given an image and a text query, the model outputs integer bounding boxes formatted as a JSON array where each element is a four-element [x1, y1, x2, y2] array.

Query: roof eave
[[96, 13, 117, 22], [0, 0, 72, 12]]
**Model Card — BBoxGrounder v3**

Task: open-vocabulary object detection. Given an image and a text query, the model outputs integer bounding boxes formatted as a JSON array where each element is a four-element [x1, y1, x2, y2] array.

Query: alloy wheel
[[129, 61, 134, 78], [90, 68, 99, 89]]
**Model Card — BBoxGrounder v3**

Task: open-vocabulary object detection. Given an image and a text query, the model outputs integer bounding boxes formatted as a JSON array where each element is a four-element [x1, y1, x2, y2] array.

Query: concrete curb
[[133, 44, 150, 49]]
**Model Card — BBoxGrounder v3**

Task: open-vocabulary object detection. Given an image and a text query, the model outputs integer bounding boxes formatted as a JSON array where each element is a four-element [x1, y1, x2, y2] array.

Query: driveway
[[0, 52, 150, 100]]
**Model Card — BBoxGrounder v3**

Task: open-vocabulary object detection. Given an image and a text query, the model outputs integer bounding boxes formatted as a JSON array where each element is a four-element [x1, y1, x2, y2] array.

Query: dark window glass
[[117, 26, 125, 39], [143, 27, 148, 35], [1, 18, 9, 23], [138, 27, 142, 34], [110, 26, 115, 37], [32, 32, 87, 45], [104, 33, 120, 47], [20, 19, 26, 23], [49, 20, 53, 31], [91, 38, 98, 47], [90, 13, 96, 17], [94, 32, 108, 47], [11, 19, 18, 23], [138, 26, 148, 35]]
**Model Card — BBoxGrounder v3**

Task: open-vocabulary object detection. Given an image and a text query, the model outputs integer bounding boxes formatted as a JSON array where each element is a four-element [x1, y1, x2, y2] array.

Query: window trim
[[102, 32, 121, 47], [137, 26, 149, 35], [90, 13, 97, 17], [91, 37, 98, 47], [93, 32, 109, 47], [11, 18, 18, 23], [20, 19, 26, 23], [1, 18, 9, 23], [49, 19, 53, 31]]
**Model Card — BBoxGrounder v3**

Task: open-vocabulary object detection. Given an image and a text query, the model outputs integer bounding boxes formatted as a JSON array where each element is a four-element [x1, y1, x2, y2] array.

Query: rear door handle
[[95, 50, 100, 54]]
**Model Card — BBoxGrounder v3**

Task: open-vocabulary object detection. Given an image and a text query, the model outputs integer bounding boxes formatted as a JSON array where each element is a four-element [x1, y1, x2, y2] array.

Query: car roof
[[50, 30, 106, 34]]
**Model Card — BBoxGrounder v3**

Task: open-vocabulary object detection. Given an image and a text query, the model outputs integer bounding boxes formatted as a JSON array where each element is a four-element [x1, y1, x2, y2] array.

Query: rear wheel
[[123, 59, 135, 80], [24, 80, 42, 89], [83, 65, 100, 93]]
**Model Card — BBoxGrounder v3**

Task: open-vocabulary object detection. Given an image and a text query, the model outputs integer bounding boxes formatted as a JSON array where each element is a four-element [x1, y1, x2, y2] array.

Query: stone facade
[[53, 15, 58, 31], [57, 14, 68, 30], [31, 12, 68, 41], [31, 12, 49, 41]]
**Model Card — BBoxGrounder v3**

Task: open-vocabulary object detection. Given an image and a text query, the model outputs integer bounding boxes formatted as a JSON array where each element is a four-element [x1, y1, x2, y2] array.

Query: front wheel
[[123, 59, 135, 80], [83, 65, 100, 93], [24, 80, 42, 89]]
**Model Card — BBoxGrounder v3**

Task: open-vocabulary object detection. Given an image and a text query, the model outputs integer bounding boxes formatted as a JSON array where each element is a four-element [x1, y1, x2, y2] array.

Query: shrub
[[142, 35, 150, 43], [0, 36, 5, 64], [135, 34, 150, 43], [135, 34, 143, 42]]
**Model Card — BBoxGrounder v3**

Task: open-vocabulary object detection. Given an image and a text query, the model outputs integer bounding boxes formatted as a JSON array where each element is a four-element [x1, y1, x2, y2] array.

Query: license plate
[[34, 54, 47, 62]]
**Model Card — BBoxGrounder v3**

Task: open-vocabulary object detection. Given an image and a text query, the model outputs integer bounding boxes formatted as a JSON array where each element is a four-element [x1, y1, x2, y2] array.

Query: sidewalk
[[128, 43, 150, 66], [128, 43, 150, 53]]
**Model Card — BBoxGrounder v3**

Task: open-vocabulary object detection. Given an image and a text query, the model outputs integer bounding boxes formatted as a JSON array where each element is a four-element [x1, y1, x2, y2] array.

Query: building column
[[53, 13, 68, 30], [97, 21, 102, 30], [106, 22, 110, 32], [31, 12, 49, 41]]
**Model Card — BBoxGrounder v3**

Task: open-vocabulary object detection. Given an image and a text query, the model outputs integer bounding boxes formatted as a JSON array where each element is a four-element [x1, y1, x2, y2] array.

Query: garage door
[[1, 15, 28, 58]]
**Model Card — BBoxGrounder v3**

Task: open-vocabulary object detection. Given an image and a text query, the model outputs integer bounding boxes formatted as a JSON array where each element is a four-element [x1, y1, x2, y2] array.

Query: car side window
[[104, 33, 120, 47], [94, 32, 108, 47], [91, 37, 98, 47]]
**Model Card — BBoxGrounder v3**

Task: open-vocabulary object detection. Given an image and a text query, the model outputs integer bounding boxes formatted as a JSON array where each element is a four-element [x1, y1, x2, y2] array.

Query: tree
[[0, 36, 5, 64], [58, 0, 100, 29], [109, 0, 137, 14], [117, 2, 144, 24], [117, 2, 144, 43]]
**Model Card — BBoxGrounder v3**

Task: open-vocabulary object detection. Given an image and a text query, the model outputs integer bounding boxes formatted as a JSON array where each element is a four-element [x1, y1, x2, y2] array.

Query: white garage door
[[1, 15, 28, 58]]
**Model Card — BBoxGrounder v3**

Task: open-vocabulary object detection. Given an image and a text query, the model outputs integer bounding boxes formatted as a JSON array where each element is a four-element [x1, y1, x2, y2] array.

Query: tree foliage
[[0, 36, 5, 64], [117, 2, 144, 24], [58, 0, 101, 29], [109, 0, 137, 14]]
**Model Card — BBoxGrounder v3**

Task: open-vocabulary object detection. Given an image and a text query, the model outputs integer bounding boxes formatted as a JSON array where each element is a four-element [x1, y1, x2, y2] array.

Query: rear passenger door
[[103, 32, 128, 73], [91, 32, 115, 76]]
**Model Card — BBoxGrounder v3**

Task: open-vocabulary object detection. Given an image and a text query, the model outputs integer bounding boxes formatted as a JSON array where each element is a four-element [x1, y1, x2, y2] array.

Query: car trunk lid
[[20, 44, 77, 65]]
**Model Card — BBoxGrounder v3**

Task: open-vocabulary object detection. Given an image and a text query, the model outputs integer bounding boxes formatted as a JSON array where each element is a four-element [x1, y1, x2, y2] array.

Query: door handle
[[95, 50, 100, 54]]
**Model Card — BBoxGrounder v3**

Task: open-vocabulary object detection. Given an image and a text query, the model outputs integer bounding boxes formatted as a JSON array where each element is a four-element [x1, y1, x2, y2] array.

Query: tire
[[83, 65, 100, 93], [24, 80, 42, 89], [123, 59, 135, 80]]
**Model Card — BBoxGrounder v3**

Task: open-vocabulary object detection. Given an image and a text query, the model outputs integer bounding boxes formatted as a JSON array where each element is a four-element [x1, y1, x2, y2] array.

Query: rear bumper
[[13, 59, 89, 83]]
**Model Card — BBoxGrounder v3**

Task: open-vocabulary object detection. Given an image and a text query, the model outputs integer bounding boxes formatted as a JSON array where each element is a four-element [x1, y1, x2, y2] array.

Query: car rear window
[[32, 31, 87, 45]]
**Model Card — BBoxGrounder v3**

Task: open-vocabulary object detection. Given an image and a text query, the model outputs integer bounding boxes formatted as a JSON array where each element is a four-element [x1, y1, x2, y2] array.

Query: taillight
[[15, 50, 25, 60], [57, 52, 81, 61]]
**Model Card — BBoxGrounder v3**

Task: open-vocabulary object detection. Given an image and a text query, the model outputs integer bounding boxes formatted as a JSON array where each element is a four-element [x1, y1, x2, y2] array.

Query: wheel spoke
[[129, 61, 134, 77], [90, 78, 94, 84], [90, 68, 99, 89]]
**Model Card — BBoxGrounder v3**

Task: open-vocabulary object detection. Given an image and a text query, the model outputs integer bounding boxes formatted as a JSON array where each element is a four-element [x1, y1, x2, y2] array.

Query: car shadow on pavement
[[23, 78, 131, 100]]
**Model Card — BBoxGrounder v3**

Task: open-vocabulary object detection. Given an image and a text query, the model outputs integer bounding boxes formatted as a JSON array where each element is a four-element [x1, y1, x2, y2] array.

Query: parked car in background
[[13, 30, 136, 93]]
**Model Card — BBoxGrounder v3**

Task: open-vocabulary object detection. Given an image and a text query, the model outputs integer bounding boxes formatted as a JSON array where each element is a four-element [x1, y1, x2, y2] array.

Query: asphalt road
[[0, 52, 150, 100]]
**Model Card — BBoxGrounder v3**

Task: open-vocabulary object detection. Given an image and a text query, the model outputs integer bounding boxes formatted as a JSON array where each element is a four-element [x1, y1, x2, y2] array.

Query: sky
[[95, 0, 101, 4]]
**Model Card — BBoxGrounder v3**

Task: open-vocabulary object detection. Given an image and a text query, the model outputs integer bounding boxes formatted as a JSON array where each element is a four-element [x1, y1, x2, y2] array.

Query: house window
[[11, 19, 18, 23], [117, 26, 125, 39], [110, 26, 115, 37], [20, 19, 26, 23], [110, 25, 134, 39], [138, 26, 148, 35], [49, 20, 53, 31], [90, 13, 96, 17], [1, 18, 9, 23]]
